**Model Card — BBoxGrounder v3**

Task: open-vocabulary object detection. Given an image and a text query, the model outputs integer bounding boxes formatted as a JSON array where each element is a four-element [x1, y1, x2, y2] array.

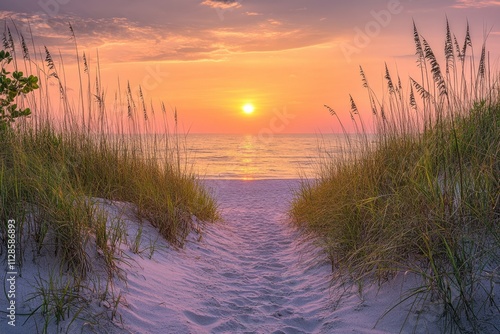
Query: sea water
[[184, 133, 350, 180]]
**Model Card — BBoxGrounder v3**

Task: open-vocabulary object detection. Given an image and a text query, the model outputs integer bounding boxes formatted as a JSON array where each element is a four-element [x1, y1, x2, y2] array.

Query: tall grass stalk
[[291, 20, 499, 332], [0, 23, 218, 331]]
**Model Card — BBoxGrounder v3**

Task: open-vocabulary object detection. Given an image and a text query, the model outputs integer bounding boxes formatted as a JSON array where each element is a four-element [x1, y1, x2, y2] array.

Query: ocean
[[183, 134, 349, 180]]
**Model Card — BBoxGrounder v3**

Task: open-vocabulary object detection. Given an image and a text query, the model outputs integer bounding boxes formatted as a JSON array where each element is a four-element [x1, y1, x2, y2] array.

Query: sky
[[1, 0, 499, 133]]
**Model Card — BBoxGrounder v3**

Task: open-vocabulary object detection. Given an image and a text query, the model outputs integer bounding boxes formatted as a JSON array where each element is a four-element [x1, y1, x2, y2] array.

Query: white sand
[[1, 180, 498, 333]]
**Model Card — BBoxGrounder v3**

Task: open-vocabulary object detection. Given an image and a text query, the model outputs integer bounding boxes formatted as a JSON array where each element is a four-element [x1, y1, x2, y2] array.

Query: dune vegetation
[[291, 21, 499, 332], [0, 24, 218, 331]]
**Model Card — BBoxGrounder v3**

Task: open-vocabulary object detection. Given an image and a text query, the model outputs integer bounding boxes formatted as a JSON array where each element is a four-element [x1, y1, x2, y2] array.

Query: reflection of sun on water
[[238, 135, 257, 179], [241, 135, 255, 150]]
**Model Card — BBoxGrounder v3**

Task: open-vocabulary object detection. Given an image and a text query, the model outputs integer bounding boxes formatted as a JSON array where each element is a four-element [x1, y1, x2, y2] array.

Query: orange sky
[[1, 1, 500, 133]]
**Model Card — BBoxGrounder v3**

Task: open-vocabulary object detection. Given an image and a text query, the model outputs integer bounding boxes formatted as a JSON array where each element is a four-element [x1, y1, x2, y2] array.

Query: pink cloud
[[453, 0, 500, 8], [201, 0, 242, 10]]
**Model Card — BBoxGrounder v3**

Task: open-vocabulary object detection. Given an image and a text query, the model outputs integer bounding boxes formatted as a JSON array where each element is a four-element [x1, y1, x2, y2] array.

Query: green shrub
[[0, 49, 38, 131]]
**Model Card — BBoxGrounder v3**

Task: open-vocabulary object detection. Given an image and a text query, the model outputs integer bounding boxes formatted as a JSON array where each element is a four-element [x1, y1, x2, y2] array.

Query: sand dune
[[3, 180, 496, 333]]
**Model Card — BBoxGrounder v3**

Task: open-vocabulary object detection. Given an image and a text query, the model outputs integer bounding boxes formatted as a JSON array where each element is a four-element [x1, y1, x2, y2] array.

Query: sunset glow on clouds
[[201, 0, 243, 10], [453, 0, 500, 8], [0, 1, 499, 133]]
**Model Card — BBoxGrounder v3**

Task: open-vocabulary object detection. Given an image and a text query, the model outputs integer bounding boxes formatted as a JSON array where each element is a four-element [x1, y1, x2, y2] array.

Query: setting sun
[[242, 103, 255, 115]]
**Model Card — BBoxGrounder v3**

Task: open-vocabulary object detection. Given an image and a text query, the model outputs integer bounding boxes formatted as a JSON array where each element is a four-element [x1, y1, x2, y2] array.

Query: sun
[[242, 103, 255, 115]]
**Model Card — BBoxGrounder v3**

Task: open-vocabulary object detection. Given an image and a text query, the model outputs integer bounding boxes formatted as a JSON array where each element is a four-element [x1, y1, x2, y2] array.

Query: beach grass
[[0, 24, 218, 332], [291, 20, 499, 332]]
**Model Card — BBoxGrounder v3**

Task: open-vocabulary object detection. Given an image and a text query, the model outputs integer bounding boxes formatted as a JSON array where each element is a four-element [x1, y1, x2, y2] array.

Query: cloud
[[6, 0, 498, 65], [0, 1, 338, 63], [0, 11, 213, 62], [453, 0, 500, 8], [200, 0, 242, 9], [267, 19, 282, 26]]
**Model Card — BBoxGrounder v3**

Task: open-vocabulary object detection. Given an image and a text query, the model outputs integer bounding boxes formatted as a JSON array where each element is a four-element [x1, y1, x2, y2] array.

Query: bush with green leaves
[[0, 49, 39, 131]]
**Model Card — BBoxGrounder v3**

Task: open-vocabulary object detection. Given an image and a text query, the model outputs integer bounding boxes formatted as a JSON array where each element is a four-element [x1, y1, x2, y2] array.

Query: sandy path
[[113, 180, 449, 334], [190, 180, 335, 333], [115, 179, 341, 333]]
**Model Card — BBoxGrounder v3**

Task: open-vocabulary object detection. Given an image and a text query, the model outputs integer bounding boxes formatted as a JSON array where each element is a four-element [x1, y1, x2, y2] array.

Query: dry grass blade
[[478, 44, 486, 79], [423, 37, 448, 97], [410, 77, 431, 100], [385, 63, 395, 94], [445, 18, 455, 74], [360, 66, 368, 88], [413, 20, 424, 67], [453, 34, 464, 62], [409, 85, 417, 110], [20, 34, 29, 60], [349, 95, 359, 114], [462, 21, 472, 58]]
